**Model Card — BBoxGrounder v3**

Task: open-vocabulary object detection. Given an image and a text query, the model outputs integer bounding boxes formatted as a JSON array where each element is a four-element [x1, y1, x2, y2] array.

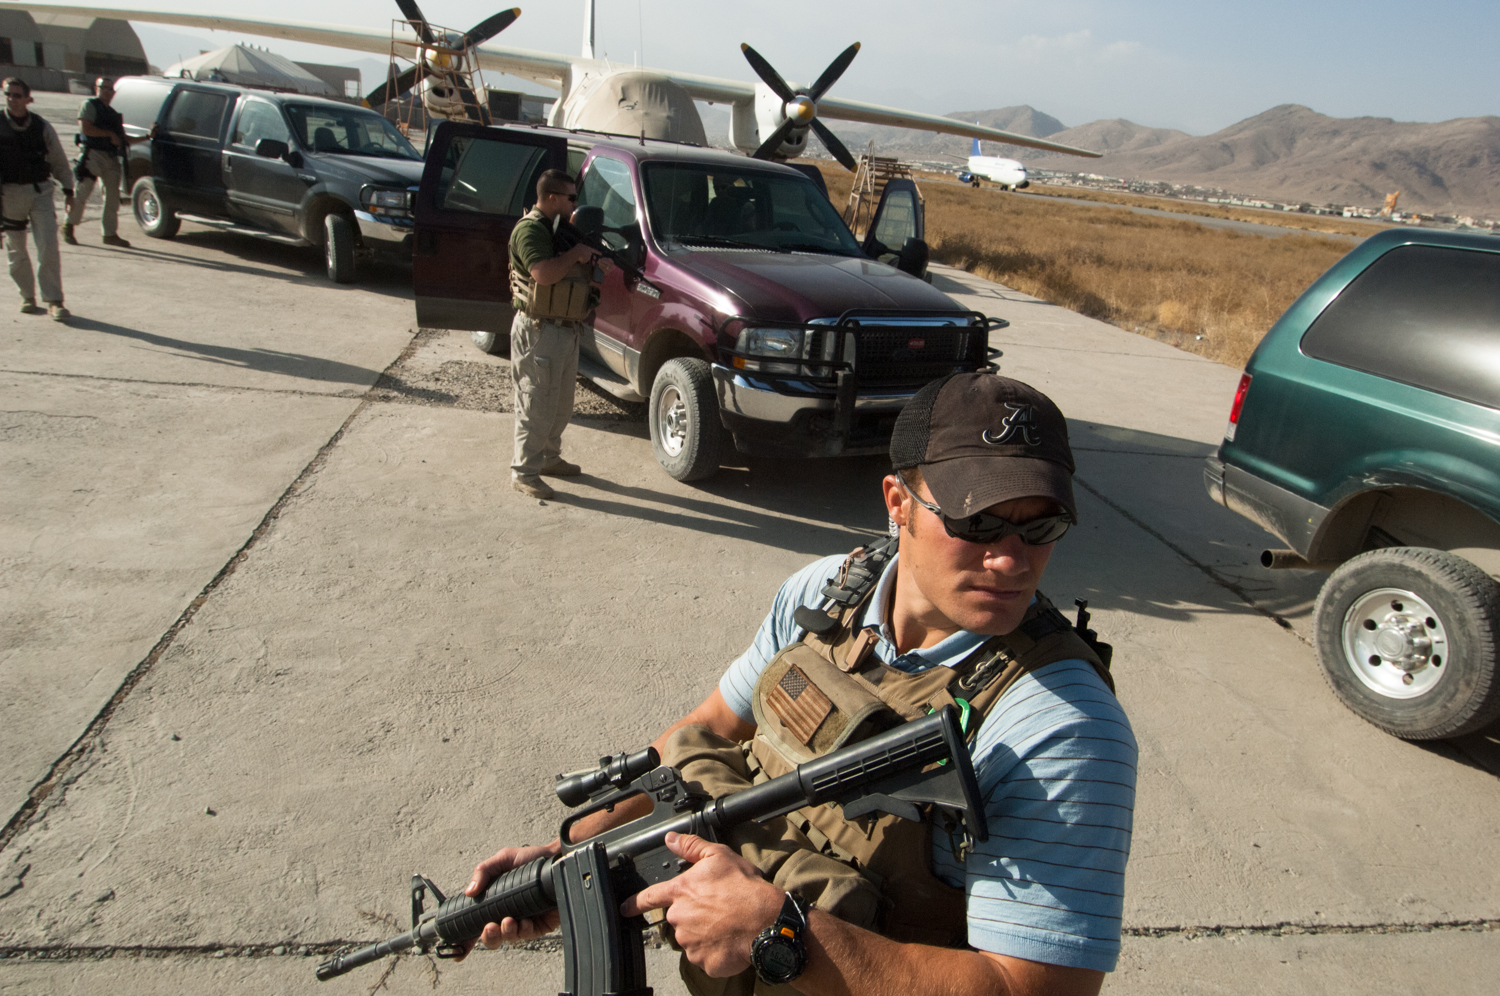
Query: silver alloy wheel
[[137, 187, 160, 226], [1341, 587, 1448, 699], [656, 384, 688, 457], [325, 228, 336, 269]]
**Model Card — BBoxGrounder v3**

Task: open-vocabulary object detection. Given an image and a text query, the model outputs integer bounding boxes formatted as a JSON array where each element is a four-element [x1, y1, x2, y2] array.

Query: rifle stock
[[316, 707, 983, 992]]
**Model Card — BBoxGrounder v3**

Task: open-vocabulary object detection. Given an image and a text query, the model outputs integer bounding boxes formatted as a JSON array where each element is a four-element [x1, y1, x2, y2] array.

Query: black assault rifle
[[555, 204, 663, 300], [315, 707, 985, 995]]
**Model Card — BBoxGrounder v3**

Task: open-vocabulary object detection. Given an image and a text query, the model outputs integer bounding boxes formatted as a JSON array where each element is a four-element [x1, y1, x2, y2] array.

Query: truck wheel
[[132, 178, 179, 239], [471, 329, 510, 357], [324, 212, 356, 284], [1313, 547, 1500, 739], [649, 357, 722, 482]]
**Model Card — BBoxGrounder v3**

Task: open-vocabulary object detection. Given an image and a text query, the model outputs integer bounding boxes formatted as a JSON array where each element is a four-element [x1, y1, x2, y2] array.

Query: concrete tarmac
[[1, 219, 1495, 995]]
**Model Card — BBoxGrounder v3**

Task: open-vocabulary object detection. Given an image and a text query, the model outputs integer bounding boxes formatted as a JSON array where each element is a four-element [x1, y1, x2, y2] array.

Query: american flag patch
[[767, 665, 833, 746]]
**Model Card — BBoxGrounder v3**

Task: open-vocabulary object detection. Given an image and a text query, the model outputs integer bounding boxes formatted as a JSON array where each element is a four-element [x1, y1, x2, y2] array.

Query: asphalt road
[[1, 208, 1496, 995]]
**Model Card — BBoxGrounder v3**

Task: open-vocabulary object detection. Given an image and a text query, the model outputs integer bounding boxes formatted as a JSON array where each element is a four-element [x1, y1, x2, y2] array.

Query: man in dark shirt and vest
[[463, 373, 1137, 996], [63, 77, 150, 249], [507, 168, 600, 500], [0, 78, 73, 321]]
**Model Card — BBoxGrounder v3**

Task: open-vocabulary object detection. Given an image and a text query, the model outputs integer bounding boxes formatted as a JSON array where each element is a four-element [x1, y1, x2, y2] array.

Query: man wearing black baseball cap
[[466, 373, 1136, 996]]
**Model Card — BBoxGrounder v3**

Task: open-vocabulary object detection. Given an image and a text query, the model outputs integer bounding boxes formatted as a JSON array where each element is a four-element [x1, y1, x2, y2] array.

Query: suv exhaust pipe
[[1261, 548, 1335, 571]]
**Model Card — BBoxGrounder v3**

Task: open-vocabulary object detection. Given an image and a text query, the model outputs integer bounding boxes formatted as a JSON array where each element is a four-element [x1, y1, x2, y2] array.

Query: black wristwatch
[[750, 891, 809, 986]]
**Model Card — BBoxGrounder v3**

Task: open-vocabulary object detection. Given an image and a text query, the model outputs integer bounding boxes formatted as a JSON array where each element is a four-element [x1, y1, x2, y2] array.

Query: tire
[[1313, 547, 1500, 739], [324, 212, 356, 284], [471, 328, 510, 357], [648, 357, 723, 482], [131, 177, 179, 239]]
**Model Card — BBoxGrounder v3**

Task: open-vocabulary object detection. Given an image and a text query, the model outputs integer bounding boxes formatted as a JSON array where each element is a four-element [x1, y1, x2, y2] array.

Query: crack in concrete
[[1122, 917, 1500, 939], [3, 919, 1496, 964], [0, 368, 369, 400], [1072, 474, 1311, 646], [0, 333, 424, 855]]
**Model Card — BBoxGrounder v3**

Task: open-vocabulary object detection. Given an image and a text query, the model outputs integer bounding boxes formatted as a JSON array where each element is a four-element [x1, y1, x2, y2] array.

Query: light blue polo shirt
[[719, 553, 1136, 973]]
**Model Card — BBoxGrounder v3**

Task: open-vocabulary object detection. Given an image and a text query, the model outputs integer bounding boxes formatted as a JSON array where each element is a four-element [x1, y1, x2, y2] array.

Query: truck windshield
[[642, 163, 862, 256], [284, 104, 421, 160]]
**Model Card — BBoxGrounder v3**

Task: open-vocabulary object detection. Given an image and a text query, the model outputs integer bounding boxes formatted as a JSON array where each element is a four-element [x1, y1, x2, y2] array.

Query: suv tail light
[[1225, 373, 1251, 441]]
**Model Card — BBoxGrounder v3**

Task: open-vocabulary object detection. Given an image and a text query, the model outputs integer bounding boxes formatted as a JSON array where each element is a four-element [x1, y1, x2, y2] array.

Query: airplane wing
[[3, 3, 1098, 156]]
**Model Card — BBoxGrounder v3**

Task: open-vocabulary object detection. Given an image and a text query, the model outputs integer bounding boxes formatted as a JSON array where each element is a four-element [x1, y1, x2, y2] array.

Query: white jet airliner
[[958, 135, 1029, 190]]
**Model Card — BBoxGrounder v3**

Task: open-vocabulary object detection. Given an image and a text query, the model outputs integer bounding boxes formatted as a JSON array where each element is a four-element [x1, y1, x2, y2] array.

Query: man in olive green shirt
[[508, 169, 597, 500]]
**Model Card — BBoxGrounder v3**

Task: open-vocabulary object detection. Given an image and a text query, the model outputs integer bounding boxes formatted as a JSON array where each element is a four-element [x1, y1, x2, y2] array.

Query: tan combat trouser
[[66, 149, 122, 238], [2, 180, 63, 304], [510, 311, 580, 477]]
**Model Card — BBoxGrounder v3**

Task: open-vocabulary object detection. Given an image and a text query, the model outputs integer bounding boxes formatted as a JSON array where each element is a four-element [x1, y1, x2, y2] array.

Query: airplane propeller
[[741, 42, 860, 171], [363, 3, 521, 110]]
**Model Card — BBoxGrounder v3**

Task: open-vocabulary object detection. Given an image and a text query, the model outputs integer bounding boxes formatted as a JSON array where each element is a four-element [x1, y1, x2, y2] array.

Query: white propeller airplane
[[957, 135, 1030, 190], [0, 0, 1101, 170]]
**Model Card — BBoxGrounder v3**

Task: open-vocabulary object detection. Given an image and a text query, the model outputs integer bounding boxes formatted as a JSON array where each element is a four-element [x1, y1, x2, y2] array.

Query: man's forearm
[[529, 252, 582, 286], [797, 912, 1103, 996], [78, 120, 113, 139]]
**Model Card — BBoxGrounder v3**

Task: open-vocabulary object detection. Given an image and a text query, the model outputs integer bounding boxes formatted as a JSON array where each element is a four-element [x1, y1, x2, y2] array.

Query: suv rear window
[[165, 89, 230, 140], [1300, 244, 1500, 411]]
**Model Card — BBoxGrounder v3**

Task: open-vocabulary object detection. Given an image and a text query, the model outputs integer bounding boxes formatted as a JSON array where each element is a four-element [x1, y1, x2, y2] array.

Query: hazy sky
[[66, 0, 1500, 134]]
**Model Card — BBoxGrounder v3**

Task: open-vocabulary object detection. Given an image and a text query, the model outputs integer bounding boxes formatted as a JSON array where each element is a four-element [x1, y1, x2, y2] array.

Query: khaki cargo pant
[[510, 311, 581, 477], [66, 149, 122, 238], [2, 180, 63, 304]]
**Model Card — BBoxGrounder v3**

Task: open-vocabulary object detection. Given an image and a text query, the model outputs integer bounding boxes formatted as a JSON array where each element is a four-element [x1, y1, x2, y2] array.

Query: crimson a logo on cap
[[982, 403, 1041, 447]]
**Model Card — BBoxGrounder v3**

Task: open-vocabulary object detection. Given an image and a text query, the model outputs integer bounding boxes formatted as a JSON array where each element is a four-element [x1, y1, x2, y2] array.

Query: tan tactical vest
[[661, 540, 1115, 996], [508, 209, 598, 322]]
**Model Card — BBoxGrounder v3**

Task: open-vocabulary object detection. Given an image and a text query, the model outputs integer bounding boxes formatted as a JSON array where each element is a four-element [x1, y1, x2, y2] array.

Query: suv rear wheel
[[131, 178, 179, 239], [1314, 547, 1500, 739], [324, 212, 356, 284], [649, 357, 722, 482]]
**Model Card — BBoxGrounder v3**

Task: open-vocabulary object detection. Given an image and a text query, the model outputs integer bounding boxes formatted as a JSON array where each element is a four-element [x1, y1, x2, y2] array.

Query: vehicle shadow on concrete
[[121, 231, 414, 300], [63, 316, 386, 387], [557, 460, 889, 556]]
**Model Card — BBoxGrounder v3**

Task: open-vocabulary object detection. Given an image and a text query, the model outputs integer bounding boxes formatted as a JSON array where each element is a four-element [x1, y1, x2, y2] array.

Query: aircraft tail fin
[[972, 122, 981, 157]]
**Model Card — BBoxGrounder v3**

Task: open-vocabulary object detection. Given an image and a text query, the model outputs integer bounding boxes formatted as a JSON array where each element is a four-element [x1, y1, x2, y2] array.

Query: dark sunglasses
[[549, 192, 577, 201], [5, 92, 27, 99], [899, 476, 1072, 546]]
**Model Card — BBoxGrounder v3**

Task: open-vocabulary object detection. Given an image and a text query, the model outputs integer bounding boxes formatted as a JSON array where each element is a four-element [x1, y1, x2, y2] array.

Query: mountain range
[[826, 104, 1500, 219]]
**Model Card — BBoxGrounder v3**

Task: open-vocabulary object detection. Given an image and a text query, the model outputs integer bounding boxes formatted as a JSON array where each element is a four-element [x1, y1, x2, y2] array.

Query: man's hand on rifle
[[455, 842, 564, 959], [620, 832, 784, 979]]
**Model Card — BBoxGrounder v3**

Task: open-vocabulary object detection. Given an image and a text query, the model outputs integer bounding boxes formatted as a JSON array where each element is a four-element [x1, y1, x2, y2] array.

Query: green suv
[[1205, 228, 1500, 739]]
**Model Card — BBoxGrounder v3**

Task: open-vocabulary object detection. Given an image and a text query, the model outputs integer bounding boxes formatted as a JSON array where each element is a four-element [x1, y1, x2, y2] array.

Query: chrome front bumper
[[711, 365, 918, 423], [353, 210, 414, 246]]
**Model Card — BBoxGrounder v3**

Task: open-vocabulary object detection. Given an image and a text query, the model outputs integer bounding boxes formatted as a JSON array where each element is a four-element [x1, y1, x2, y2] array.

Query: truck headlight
[[734, 327, 804, 375], [361, 186, 413, 219]]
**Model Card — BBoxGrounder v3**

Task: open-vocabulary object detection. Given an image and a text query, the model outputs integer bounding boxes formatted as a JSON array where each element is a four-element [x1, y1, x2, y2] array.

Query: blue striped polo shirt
[[719, 553, 1136, 973]]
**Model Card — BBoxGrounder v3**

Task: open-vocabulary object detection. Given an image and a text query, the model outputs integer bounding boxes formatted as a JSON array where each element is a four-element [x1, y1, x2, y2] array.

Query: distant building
[[297, 62, 361, 101], [0, 9, 146, 91]]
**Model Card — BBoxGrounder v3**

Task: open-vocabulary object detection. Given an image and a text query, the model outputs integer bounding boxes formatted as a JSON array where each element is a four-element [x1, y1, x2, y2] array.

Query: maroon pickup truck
[[414, 121, 1002, 481]]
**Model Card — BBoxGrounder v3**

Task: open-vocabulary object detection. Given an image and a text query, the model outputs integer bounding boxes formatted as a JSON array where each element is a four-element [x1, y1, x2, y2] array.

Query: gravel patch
[[367, 330, 646, 421]]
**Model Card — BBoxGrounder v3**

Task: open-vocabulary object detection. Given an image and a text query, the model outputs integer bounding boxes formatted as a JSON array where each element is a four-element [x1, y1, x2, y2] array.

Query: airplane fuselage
[[964, 155, 1028, 188]]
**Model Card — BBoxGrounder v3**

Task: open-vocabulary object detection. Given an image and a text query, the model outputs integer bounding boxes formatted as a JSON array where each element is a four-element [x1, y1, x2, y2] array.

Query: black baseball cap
[[890, 372, 1076, 521]]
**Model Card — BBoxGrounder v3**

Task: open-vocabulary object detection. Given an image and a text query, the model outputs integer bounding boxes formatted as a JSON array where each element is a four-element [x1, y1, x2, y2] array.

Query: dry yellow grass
[[1018, 183, 1391, 239], [810, 162, 1354, 368]]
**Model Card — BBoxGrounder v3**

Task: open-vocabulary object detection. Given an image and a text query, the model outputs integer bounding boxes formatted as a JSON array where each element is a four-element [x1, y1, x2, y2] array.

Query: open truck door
[[861, 178, 928, 280], [413, 121, 569, 334]]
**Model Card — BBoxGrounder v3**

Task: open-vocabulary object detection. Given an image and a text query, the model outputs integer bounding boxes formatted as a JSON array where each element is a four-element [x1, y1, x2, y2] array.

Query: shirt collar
[[854, 552, 990, 674]]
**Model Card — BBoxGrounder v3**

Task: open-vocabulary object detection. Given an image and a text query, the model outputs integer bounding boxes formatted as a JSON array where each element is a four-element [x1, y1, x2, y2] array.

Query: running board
[[176, 214, 310, 247], [577, 352, 646, 403]]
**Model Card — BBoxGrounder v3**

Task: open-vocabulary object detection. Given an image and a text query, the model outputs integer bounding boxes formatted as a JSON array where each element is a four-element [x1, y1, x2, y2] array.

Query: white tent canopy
[[163, 43, 332, 96]]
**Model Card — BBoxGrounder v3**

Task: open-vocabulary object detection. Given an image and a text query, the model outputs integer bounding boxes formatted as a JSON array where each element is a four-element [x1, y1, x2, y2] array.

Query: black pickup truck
[[110, 76, 423, 283]]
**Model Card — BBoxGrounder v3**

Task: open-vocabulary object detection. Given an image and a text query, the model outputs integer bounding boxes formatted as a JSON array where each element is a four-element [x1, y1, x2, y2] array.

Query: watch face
[[759, 940, 800, 978]]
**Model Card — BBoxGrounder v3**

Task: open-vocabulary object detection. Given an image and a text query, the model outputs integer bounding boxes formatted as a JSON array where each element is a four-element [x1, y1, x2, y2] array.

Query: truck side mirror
[[255, 138, 289, 160], [896, 238, 929, 279], [571, 205, 605, 238]]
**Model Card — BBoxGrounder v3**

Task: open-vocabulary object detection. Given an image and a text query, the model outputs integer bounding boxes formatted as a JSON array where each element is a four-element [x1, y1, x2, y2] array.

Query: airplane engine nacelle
[[957, 172, 975, 184], [421, 77, 470, 121], [753, 81, 808, 160]]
